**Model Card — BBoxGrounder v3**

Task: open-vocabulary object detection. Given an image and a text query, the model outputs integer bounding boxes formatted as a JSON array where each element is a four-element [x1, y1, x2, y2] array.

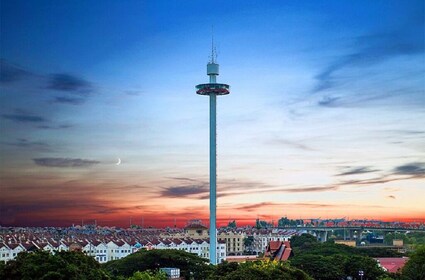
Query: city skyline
[[1, 0, 424, 227]]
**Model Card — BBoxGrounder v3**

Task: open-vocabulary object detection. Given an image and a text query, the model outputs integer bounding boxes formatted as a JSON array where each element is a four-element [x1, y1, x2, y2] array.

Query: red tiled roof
[[376, 258, 409, 273], [269, 241, 281, 251]]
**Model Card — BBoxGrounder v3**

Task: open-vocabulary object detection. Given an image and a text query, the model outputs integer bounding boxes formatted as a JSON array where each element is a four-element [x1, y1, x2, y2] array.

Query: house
[[0, 243, 11, 262], [264, 241, 293, 261], [8, 243, 25, 259], [375, 258, 409, 273]]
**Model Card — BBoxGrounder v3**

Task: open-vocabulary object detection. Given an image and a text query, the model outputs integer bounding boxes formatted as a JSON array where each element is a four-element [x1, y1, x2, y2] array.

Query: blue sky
[[1, 0, 424, 227]]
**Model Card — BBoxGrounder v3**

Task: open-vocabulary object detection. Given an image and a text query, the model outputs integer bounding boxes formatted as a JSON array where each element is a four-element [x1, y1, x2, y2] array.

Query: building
[[264, 241, 293, 261], [335, 240, 356, 247], [375, 258, 409, 273], [218, 230, 246, 255]]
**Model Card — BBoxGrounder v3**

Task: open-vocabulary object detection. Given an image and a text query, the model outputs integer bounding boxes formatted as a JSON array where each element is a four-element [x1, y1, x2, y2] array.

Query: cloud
[[37, 124, 73, 129], [0, 60, 30, 83], [387, 195, 396, 199], [233, 201, 384, 212], [52, 96, 86, 105], [278, 186, 339, 193], [313, 10, 425, 93], [47, 73, 92, 93], [160, 184, 209, 198], [393, 162, 425, 175], [33, 157, 100, 167], [270, 138, 314, 151], [318, 96, 341, 107], [3, 138, 49, 150], [337, 166, 379, 176], [166, 177, 202, 182], [2, 112, 47, 123], [125, 90, 144, 96]]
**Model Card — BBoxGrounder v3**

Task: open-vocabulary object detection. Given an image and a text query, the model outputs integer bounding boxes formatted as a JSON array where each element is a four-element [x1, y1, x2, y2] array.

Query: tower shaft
[[196, 54, 229, 265], [209, 74, 217, 265]]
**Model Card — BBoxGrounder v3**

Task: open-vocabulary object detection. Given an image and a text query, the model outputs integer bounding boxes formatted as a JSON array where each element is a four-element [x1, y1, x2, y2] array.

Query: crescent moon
[[116, 158, 121, 165]]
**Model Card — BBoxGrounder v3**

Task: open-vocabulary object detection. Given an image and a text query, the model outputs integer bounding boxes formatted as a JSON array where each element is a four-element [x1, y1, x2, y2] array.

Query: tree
[[401, 246, 425, 280], [127, 271, 167, 280], [384, 233, 408, 245], [343, 254, 385, 279], [243, 236, 254, 253], [290, 254, 345, 280], [103, 249, 213, 280], [289, 234, 318, 253], [227, 220, 237, 228], [255, 219, 271, 229], [0, 250, 110, 280], [209, 260, 312, 280]]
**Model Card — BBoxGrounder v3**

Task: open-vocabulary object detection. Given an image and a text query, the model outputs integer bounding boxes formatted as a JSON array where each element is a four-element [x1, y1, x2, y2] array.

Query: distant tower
[[196, 38, 230, 265]]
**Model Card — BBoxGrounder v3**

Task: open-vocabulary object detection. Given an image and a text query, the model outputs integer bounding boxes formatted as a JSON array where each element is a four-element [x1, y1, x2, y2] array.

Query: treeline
[[289, 234, 425, 280], [0, 250, 311, 280], [1, 235, 424, 280]]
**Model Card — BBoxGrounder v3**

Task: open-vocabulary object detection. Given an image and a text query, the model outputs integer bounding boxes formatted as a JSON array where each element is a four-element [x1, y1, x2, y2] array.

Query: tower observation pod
[[196, 49, 230, 265]]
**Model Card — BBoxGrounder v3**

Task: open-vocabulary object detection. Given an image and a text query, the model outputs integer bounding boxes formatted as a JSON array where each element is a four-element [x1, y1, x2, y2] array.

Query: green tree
[[384, 233, 408, 245], [290, 254, 345, 280], [227, 220, 237, 228], [401, 246, 425, 280], [243, 236, 254, 252], [343, 254, 385, 279], [0, 250, 110, 280], [127, 271, 167, 280], [289, 234, 318, 253], [255, 219, 272, 229], [209, 260, 312, 280], [103, 249, 213, 280]]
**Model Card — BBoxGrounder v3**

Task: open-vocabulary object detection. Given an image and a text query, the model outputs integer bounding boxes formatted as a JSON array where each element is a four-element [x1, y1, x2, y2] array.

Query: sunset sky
[[1, 0, 424, 227]]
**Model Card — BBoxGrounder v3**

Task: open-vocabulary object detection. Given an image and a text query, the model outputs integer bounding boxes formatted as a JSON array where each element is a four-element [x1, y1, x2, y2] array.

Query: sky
[[1, 0, 424, 228]]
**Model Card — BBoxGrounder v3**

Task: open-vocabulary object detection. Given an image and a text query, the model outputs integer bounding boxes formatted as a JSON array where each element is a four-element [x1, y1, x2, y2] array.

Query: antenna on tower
[[210, 26, 217, 64]]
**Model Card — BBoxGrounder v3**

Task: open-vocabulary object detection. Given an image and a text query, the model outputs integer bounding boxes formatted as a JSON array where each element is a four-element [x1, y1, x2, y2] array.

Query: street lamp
[[359, 270, 364, 280]]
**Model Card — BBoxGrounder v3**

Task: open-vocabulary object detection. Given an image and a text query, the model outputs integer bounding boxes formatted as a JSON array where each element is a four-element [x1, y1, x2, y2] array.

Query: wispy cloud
[[47, 73, 92, 93], [52, 96, 86, 105], [233, 201, 384, 212], [2, 111, 47, 123], [336, 166, 379, 176], [387, 195, 396, 199], [269, 138, 314, 151], [338, 163, 425, 187], [313, 11, 424, 93], [278, 186, 339, 193], [1, 60, 94, 105], [33, 157, 100, 168], [318, 96, 341, 107], [393, 162, 425, 175], [125, 90, 144, 96], [37, 124, 73, 129], [3, 138, 49, 150], [160, 184, 208, 198], [0, 60, 31, 83]]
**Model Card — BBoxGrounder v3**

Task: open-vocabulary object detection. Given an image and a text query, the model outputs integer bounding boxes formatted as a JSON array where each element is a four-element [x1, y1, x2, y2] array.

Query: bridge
[[279, 226, 424, 242]]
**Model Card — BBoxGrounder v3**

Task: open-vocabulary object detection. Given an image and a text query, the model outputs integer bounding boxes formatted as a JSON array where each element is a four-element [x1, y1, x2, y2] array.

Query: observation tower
[[196, 44, 230, 265]]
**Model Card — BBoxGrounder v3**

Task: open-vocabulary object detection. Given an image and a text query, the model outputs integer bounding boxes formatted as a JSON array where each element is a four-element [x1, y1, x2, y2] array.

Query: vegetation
[[290, 234, 387, 279], [1, 239, 423, 279], [401, 245, 425, 280], [0, 250, 110, 280], [278, 217, 305, 227], [103, 249, 213, 279], [385, 232, 425, 247], [208, 260, 312, 280], [125, 271, 167, 280], [255, 219, 272, 229], [227, 220, 237, 228]]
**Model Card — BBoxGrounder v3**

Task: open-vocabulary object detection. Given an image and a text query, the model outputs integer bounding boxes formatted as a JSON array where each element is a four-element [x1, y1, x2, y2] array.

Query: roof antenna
[[210, 25, 217, 64]]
